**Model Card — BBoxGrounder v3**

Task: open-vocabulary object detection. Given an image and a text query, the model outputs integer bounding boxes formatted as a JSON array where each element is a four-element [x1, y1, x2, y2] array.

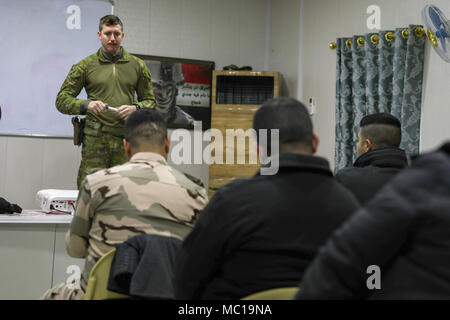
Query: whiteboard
[[0, 0, 112, 137]]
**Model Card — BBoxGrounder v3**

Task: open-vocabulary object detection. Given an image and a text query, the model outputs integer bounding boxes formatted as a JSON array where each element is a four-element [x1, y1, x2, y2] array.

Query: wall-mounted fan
[[422, 5, 450, 62]]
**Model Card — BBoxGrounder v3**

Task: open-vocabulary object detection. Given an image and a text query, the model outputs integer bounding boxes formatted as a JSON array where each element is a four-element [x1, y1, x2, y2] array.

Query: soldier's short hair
[[124, 109, 167, 148], [99, 15, 123, 32], [360, 113, 401, 149], [253, 97, 313, 153]]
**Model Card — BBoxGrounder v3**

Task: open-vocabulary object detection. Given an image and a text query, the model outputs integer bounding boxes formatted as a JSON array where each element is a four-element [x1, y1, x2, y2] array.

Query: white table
[[0, 210, 73, 224], [0, 210, 83, 299]]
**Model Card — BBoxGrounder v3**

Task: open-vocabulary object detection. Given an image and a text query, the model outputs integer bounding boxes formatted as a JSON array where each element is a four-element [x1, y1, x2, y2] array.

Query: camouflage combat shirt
[[65, 152, 208, 291], [56, 47, 156, 136]]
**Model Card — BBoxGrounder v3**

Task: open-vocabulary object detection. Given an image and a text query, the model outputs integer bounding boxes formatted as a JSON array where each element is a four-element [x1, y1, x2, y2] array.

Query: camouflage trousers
[[40, 257, 94, 300], [77, 133, 127, 189], [40, 283, 85, 300]]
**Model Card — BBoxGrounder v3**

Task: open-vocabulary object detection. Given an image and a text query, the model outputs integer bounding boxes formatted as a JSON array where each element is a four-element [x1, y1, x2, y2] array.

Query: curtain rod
[[329, 27, 427, 50]]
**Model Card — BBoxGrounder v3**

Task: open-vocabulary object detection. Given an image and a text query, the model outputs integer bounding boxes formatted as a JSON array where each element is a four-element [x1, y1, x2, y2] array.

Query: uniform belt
[[84, 118, 124, 137]]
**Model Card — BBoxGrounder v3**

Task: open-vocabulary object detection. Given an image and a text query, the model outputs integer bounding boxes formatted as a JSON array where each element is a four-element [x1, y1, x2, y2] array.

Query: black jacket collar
[[354, 147, 408, 169], [258, 152, 332, 176], [440, 141, 450, 155]]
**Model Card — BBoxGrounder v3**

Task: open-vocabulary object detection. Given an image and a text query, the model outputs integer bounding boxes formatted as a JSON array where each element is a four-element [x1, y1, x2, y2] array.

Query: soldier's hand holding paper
[[87, 100, 106, 114], [117, 105, 138, 120]]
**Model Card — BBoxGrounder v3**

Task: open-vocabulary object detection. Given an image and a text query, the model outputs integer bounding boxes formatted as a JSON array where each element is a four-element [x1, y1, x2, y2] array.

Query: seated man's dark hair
[[253, 97, 313, 154], [360, 113, 402, 148], [124, 109, 167, 148]]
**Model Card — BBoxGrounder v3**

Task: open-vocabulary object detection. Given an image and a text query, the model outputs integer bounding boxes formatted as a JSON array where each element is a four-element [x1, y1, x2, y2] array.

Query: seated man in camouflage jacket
[[41, 109, 208, 300]]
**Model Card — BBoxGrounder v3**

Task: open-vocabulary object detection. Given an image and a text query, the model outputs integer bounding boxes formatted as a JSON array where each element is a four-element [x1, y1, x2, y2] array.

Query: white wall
[[300, 0, 450, 168], [115, 0, 268, 69], [0, 0, 270, 209], [0, 136, 81, 209], [269, 0, 301, 97]]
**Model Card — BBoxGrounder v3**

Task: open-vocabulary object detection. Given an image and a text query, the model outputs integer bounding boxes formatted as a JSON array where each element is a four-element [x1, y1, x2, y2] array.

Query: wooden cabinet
[[208, 70, 281, 198]]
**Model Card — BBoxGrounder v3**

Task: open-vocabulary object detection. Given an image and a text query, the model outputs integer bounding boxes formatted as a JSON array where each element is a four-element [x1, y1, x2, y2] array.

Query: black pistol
[[72, 116, 85, 146]]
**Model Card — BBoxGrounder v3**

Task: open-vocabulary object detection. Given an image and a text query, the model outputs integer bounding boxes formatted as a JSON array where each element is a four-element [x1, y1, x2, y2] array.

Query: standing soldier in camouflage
[[56, 15, 156, 189], [41, 109, 208, 300]]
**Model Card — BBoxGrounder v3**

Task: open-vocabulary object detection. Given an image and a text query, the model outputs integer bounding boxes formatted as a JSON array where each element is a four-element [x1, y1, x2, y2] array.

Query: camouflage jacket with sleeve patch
[[66, 152, 208, 291], [56, 47, 156, 136]]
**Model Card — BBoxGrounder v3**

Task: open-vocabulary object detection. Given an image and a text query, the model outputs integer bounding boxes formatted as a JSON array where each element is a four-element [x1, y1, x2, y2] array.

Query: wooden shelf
[[208, 70, 281, 198]]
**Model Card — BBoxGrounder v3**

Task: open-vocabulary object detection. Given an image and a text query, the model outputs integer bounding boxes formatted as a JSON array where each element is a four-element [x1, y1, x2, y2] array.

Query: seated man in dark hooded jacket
[[173, 97, 360, 300], [296, 142, 450, 299], [335, 113, 408, 204]]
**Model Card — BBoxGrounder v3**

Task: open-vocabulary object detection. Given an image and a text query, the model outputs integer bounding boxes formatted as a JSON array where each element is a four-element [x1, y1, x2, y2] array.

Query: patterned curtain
[[334, 25, 426, 171]]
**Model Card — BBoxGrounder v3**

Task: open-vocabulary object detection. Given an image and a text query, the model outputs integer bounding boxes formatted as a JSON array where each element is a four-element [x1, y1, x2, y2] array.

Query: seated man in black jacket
[[174, 97, 360, 299], [335, 113, 408, 204], [296, 142, 450, 299]]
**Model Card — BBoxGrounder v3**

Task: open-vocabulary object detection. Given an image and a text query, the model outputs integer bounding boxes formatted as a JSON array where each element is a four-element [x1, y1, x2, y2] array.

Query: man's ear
[[256, 143, 261, 161], [164, 136, 170, 156], [257, 142, 270, 162], [312, 133, 319, 154], [364, 139, 374, 153], [123, 139, 132, 160], [97, 31, 101, 41]]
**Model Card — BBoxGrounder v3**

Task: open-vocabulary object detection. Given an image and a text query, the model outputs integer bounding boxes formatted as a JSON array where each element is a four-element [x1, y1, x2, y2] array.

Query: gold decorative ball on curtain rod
[[427, 29, 438, 47], [345, 39, 352, 48], [329, 42, 337, 50], [385, 32, 395, 42], [415, 27, 425, 37], [357, 37, 365, 47], [401, 29, 409, 39], [370, 34, 379, 45]]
